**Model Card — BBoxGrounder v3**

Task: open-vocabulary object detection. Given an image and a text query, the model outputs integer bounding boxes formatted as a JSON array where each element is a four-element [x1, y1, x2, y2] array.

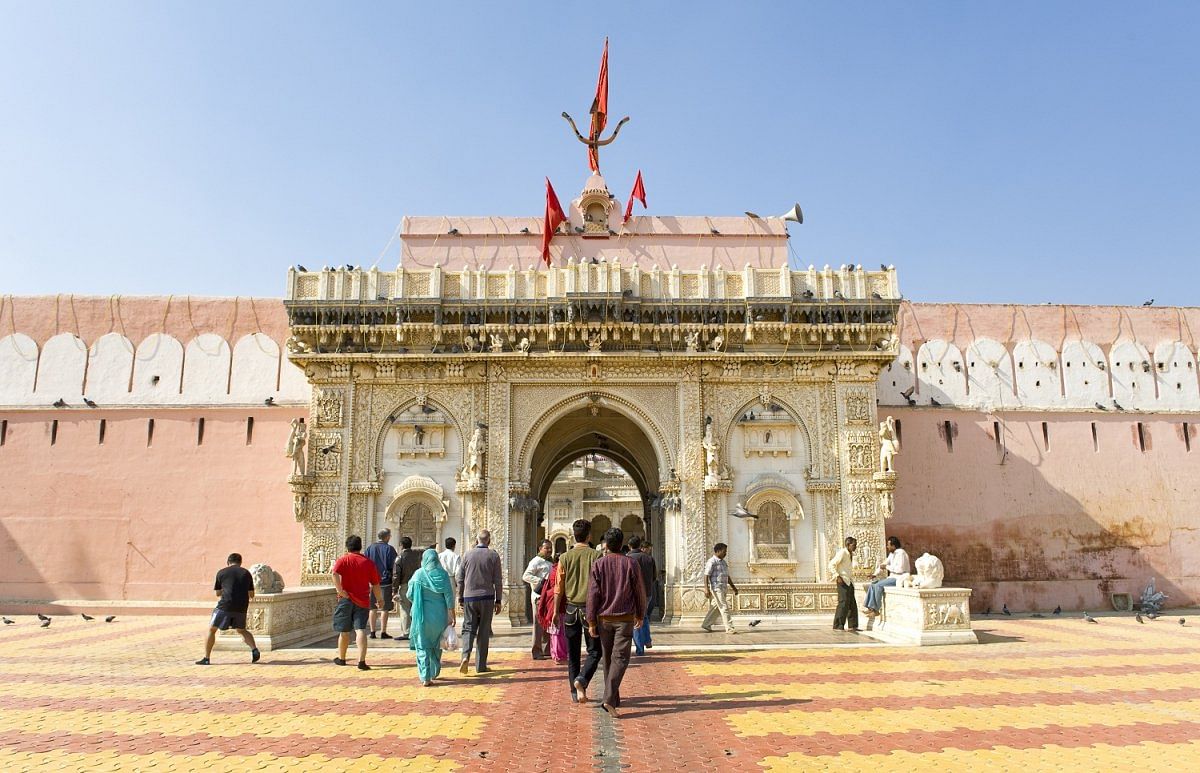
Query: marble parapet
[[865, 586, 978, 646], [215, 585, 338, 652]]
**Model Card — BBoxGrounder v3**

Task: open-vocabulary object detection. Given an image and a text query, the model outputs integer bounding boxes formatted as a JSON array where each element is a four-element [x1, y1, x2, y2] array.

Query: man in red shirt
[[331, 534, 384, 670], [586, 527, 647, 718]]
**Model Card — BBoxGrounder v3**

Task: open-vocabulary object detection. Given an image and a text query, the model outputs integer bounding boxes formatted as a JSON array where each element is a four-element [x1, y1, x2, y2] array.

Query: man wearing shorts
[[364, 528, 397, 639], [332, 535, 384, 670], [196, 553, 259, 665]]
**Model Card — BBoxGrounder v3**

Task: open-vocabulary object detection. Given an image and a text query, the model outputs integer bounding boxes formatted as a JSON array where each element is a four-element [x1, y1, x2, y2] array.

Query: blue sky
[[2, 2, 1197, 305]]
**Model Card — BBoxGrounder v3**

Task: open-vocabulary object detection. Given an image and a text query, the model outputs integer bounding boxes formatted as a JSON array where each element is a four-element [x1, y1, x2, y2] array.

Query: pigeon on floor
[[2, 617, 13, 624], [81, 613, 94, 621], [40, 619, 51, 628], [748, 619, 762, 628], [1002, 604, 1012, 616], [1136, 613, 1145, 624], [37, 613, 50, 622], [1181, 618, 1187, 627], [1053, 606, 1062, 615], [1084, 612, 1098, 624], [1148, 612, 1159, 620], [105, 616, 116, 623]]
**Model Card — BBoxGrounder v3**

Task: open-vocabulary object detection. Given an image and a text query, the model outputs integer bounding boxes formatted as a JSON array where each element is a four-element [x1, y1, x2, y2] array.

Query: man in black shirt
[[627, 536, 656, 655], [392, 536, 424, 640], [196, 553, 260, 665]]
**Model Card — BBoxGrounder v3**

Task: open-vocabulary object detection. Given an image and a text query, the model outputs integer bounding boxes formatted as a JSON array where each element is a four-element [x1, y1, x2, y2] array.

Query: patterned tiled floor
[[0, 614, 1196, 771]]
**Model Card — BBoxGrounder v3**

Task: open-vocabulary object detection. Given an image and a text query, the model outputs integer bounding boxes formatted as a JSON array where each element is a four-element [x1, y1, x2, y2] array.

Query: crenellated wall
[[1, 297, 1197, 611]]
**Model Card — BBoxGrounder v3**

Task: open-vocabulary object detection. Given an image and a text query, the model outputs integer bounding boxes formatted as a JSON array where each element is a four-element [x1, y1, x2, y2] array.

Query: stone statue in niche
[[517, 337, 531, 355], [489, 334, 505, 353], [293, 493, 308, 522], [708, 333, 724, 352], [685, 331, 700, 353], [587, 333, 603, 353], [702, 422, 722, 483], [898, 553, 944, 589], [463, 426, 486, 484], [879, 415, 899, 473], [250, 564, 285, 594], [308, 547, 326, 576], [286, 418, 307, 476]]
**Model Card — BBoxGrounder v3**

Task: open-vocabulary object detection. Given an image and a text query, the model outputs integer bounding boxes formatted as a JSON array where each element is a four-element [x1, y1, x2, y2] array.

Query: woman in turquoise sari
[[406, 548, 456, 686]]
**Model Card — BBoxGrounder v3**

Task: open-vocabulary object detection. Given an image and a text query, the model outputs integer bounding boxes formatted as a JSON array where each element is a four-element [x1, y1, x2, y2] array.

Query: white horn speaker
[[781, 203, 804, 224]]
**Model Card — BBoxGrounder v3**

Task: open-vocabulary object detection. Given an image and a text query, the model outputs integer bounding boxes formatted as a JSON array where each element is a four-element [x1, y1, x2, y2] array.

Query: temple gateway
[[283, 172, 903, 622]]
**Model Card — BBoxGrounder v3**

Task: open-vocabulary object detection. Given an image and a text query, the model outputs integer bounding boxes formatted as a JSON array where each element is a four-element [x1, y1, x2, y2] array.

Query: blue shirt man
[[363, 529, 398, 638]]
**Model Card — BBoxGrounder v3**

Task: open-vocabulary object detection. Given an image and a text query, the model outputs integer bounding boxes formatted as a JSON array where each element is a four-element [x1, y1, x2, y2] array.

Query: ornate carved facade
[[284, 177, 901, 620]]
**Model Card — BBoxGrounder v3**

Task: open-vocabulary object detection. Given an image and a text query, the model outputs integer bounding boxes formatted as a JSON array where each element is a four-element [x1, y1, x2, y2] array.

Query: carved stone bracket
[[872, 470, 898, 518]]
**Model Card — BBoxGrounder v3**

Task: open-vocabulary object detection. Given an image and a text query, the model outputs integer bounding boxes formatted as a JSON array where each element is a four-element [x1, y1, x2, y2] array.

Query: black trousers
[[564, 612, 601, 696], [833, 581, 858, 630]]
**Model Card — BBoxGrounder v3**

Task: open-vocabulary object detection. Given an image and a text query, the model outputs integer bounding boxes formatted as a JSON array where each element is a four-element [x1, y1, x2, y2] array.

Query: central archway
[[518, 401, 668, 620]]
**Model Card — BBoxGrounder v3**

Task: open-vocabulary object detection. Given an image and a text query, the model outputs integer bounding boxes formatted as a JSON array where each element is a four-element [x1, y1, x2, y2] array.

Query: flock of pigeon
[[979, 603, 1186, 627], [1, 613, 116, 628]]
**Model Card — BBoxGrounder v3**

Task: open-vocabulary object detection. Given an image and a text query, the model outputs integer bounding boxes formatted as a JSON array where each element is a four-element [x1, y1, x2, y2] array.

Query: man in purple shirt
[[586, 527, 647, 718]]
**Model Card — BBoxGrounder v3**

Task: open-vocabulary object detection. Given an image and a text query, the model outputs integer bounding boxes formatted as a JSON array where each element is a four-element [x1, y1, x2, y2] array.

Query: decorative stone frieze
[[867, 586, 978, 646]]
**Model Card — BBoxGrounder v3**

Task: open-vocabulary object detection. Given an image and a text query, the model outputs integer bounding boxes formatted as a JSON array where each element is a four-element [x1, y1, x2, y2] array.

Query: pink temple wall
[[1, 296, 1197, 611]]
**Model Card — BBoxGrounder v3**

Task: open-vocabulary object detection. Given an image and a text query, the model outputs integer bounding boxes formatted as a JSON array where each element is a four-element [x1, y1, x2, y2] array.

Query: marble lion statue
[[898, 553, 944, 589], [249, 563, 285, 595]]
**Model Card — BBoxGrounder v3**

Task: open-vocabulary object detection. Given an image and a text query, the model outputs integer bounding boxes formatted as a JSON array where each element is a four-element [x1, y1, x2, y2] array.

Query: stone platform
[[865, 586, 978, 645], [216, 586, 337, 651]]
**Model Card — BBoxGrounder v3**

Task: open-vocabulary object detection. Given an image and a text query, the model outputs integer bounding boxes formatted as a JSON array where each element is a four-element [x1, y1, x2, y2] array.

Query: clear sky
[[2, 2, 1198, 306]]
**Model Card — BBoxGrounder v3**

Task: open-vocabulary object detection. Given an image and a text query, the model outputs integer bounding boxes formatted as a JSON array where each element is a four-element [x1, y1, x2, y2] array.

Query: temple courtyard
[[0, 614, 1196, 771]]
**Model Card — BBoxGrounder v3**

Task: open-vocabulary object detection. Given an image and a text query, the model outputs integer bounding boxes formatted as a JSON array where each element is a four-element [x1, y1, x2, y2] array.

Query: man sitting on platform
[[863, 536, 910, 619]]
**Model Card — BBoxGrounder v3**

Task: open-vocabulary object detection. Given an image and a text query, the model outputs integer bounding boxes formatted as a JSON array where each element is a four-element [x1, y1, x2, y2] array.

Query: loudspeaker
[[781, 203, 804, 224]]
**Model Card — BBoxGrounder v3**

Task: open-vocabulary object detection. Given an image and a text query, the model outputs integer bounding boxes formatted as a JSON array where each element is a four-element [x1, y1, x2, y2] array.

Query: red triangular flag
[[587, 38, 609, 173], [623, 170, 646, 224], [541, 177, 567, 265]]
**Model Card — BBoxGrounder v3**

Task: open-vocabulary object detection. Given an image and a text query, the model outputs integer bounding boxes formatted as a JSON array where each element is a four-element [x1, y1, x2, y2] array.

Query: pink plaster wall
[[0, 408, 303, 606], [884, 408, 1200, 612]]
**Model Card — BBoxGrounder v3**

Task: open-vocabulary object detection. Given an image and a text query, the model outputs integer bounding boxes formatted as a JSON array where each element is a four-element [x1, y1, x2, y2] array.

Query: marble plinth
[[216, 586, 337, 651], [865, 586, 978, 646]]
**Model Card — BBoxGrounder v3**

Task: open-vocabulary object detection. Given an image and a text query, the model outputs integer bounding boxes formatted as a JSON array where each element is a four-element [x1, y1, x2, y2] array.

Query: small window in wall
[[554, 537, 567, 556], [50, 420, 59, 446], [197, 417, 206, 446], [1041, 422, 1050, 452], [98, 419, 107, 445], [1184, 422, 1191, 453], [993, 421, 1002, 453], [1, 419, 7, 446], [147, 418, 155, 447], [1136, 422, 1146, 453], [245, 416, 254, 446], [943, 420, 954, 453], [1091, 422, 1099, 452], [894, 419, 902, 446]]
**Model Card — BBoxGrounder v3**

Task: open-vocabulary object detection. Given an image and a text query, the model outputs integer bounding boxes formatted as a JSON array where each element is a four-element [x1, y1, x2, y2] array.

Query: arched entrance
[[518, 401, 668, 620]]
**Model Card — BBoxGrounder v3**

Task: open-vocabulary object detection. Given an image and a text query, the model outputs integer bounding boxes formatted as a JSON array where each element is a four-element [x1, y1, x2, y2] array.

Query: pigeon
[[84, 397, 97, 407], [1148, 612, 1159, 620], [52, 398, 67, 408], [930, 397, 942, 407], [1095, 402, 1108, 411], [1142, 299, 1154, 306], [1181, 618, 1187, 627], [748, 619, 762, 628], [1084, 612, 1098, 623], [1002, 604, 1012, 616], [731, 503, 759, 519], [744, 211, 761, 219], [519, 227, 531, 234], [104, 616, 116, 623], [710, 227, 720, 235], [40, 619, 51, 628], [296, 264, 307, 272], [2, 617, 13, 624], [1136, 613, 1144, 624], [81, 613, 94, 621], [447, 228, 459, 235], [37, 613, 50, 622], [1053, 606, 1062, 615], [1113, 400, 1125, 411], [263, 397, 275, 406]]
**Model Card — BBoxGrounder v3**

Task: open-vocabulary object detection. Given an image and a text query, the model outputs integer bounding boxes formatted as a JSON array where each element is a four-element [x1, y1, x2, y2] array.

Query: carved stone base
[[865, 586, 978, 646], [215, 586, 338, 651]]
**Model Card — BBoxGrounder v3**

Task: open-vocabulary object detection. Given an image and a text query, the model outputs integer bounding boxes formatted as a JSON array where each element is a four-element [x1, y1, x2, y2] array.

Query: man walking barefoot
[[555, 519, 601, 703], [456, 529, 503, 674], [196, 553, 259, 665], [332, 535, 385, 670], [364, 529, 397, 640], [586, 528, 647, 718], [701, 543, 739, 634]]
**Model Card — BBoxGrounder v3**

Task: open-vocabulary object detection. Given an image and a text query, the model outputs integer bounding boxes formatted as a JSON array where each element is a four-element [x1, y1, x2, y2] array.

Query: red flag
[[541, 177, 567, 265], [587, 38, 609, 173], [623, 170, 646, 224]]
